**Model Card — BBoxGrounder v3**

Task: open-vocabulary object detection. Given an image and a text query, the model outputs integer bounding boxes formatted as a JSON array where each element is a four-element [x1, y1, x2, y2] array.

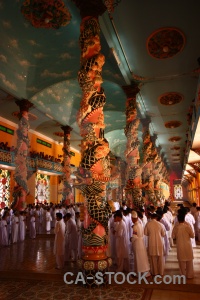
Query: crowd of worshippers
[[0, 203, 82, 249], [1, 201, 200, 278], [105, 201, 200, 279]]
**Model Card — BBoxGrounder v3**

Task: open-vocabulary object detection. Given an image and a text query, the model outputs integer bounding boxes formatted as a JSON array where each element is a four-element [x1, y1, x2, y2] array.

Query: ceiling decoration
[[146, 27, 185, 59], [21, 0, 71, 29], [12, 111, 38, 121], [159, 92, 183, 106], [165, 121, 182, 129], [170, 146, 181, 150], [169, 136, 182, 142]]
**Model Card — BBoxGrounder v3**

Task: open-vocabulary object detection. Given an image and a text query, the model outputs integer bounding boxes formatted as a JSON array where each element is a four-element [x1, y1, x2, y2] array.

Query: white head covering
[[131, 211, 138, 218]]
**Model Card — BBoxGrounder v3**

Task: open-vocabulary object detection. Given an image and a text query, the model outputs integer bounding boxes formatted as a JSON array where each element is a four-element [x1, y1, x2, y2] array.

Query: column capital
[[140, 116, 151, 128], [61, 125, 73, 135], [72, 0, 106, 18], [15, 99, 33, 112], [122, 83, 140, 98]]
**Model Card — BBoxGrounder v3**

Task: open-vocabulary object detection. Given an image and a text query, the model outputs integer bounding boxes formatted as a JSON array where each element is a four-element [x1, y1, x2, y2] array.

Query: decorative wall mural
[[147, 27, 185, 59], [35, 173, 50, 203], [0, 169, 11, 207], [174, 184, 183, 199]]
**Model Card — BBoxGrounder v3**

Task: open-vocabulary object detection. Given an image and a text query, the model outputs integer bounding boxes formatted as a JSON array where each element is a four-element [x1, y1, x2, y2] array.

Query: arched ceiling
[[0, 0, 199, 172]]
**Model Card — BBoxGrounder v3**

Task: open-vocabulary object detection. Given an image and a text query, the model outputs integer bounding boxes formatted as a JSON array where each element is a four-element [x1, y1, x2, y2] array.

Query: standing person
[[18, 211, 25, 241], [1, 212, 8, 246], [131, 211, 151, 277], [113, 211, 129, 273], [194, 206, 200, 241], [172, 212, 194, 279], [46, 207, 52, 232], [144, 213, 166, 276], [64, 213, 78, 262], [185, 207, 196, 248], [11, 211, 19, 243], [75, 212, 83, 259], [54, 212, 65, 269], [29, 212, 36, 239]]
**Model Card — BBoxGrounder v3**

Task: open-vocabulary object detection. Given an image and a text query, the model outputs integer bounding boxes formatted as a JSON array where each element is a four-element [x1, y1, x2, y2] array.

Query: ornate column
[[123, 84, 144, 209], [73, 0, 112, 286], [60, 125, 73, 205], [141, 118, 156, 205], [11, 99, 33, 211]]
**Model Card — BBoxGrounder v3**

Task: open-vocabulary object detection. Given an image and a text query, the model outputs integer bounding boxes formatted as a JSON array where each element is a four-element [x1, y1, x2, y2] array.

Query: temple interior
[[0, 0, 200, 299]]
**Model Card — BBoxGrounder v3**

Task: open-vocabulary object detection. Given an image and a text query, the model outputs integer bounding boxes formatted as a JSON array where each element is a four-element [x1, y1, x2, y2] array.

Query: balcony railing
[[0, 149, 63, 174]]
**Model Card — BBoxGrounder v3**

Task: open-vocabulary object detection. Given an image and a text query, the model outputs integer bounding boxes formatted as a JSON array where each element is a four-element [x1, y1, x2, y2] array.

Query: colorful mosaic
[[35, 173, 50, 203], [0, 169, 10, 207]]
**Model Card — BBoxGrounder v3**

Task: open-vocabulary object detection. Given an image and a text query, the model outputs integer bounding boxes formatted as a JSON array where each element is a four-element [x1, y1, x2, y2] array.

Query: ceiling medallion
[[169, 136, 181, 142], [170, 146, 180, 150], [21, 0, 71, 29], [165, 120, 182, 129], [159, 92, 183, 105], [12, 111, 37, 121], [147, 27, 185, 59], [54, 132, 64, 137]]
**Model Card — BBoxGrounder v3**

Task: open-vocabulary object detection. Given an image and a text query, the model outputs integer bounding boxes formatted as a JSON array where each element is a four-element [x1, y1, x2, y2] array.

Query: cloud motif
[[0, 54, 7, 63], [19, 59, 31, 67], [41, 69, 71, 78], [16, 74, 25, 81], [60, 52, 72, 59], [2, 20, 11, 28], [105, 123, 112, 127], [37, 100, 45, 107], [28, 40, 39, 46], [115, 119, 125, 122], [105, 103, 115, 108], [0, 72, 17, 91], [68, 40, 76, 48], [9, 39, 18, 48], [26, 86, 40, 93], [59, 106, 63, 112], [34, 53, 46, 59]]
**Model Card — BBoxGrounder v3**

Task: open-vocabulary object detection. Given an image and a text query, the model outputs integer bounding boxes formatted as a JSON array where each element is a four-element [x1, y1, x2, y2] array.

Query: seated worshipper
[[64, 213, 78, 262], [131, 211, 151, 277], [54, 212, 65, 269], [172, 212, 194, 279], [113, 210, 129, 273], [144, 213, 166, 276]]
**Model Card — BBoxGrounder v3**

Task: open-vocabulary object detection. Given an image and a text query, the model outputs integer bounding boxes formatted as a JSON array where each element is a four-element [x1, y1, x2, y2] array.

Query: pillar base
[[77, 256, 112, 287]]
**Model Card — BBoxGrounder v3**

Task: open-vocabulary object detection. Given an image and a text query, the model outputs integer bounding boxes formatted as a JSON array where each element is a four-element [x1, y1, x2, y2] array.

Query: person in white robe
[[172, 212, 194, 279], [113, 211, 129, 273], [156, 213, 170, 263], [163, 206, 173, 248], [29, 213, 36, 239], [75, 212, 83, 259], [11, 211, 19, 243], [108, 213, 117, 265], [194, 206, 200, 241], [64, 213, 78, 261], [0, 213, 8, 246], [18, 211, 25, 241], [45, 208, 52, 232], [131, 211, 150, 277], [185, 207, 196, 248], [190, 203, 197, 217], [144, 213, 165, 276], [54, 212, 65, 269]]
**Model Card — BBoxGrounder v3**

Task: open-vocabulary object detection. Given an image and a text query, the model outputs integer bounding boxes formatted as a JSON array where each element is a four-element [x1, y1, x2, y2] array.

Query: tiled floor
[[0, 235, 200, 299]]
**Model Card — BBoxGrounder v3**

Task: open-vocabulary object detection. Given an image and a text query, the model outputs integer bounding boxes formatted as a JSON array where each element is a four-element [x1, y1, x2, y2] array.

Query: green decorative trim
[[36, 138, 52, 148], [0, 124, 14, 135]]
